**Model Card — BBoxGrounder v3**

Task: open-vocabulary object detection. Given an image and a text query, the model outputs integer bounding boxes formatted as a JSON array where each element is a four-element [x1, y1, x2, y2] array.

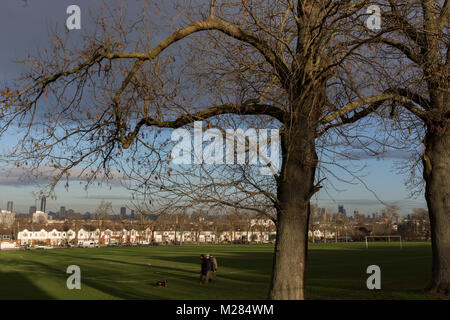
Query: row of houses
[[14, 228, 277, 246], [1, 227, 337, 247], [308, 229, 336, 240]]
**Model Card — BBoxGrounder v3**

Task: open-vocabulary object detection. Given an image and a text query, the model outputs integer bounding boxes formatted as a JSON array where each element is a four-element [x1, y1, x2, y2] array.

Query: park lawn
[[0, 242, 445, 300]]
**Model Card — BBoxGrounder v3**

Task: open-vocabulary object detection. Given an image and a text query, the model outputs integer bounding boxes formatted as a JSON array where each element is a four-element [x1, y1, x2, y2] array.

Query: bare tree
[[0, 1, 404, 299], [412, 208, 431, 240], [355, 0, 449, 295], [94, 200, 112, 244], [0, 210, 15, 228], [69, 212, 83, 246]]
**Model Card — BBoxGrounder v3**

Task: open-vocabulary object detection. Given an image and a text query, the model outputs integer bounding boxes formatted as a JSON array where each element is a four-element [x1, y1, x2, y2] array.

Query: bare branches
[[439, 0, 449, 31], [120, 101, 284, 149], [0, 0, 415, 225], [377, 37, 422, 64], [320, 91, 427, 124], [209, 0, 216, 18]]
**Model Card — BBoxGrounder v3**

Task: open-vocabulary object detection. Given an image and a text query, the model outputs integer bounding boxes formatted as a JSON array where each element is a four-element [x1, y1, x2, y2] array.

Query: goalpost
[[365, 235, 402, 249]]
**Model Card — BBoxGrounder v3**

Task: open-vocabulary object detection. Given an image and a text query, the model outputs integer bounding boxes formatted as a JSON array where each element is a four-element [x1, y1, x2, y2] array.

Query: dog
[[156, 280, 168, 287]]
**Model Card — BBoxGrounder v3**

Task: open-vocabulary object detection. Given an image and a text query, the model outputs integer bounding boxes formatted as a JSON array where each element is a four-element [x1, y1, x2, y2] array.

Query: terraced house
[[15, 227, 276, 247]]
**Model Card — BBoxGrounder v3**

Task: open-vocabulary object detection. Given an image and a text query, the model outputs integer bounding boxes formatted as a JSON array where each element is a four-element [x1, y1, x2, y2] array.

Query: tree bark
[[423, 124, 450, 296], [268, 118, 318, 300]]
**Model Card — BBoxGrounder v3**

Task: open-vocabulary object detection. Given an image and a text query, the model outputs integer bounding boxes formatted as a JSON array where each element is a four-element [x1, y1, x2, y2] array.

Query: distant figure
[[156, 280, 168, 287], [211, 255, 218, 281], [205, 254, 214, 283], [200, 254, 207, 285]]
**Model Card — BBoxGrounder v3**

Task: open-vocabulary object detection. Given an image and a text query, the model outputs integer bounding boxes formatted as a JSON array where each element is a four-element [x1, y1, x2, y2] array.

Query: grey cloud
[[75, 194, 134, 201], [334, 149, 415, 161], [316, 198, 426, 209], [350, 149, 413, 160], [0, 166, 128, 187]]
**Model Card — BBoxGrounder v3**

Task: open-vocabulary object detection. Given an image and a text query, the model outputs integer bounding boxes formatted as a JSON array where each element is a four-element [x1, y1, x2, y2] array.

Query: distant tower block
[[120, 207, 126, 218], [7, 201, 13, 212], [29, 206, 37, 217], [60, 206, 66, 218], [338, 204, 346, 216], [40, 196, 47, 212]]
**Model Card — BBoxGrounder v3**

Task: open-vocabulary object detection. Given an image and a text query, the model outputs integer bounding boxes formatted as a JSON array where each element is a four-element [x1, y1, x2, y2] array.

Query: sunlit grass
[[0, 242, 445, 300]]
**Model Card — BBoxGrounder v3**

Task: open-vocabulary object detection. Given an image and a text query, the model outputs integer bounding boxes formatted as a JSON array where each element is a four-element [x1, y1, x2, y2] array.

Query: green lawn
[[0, 242, 445, 300]]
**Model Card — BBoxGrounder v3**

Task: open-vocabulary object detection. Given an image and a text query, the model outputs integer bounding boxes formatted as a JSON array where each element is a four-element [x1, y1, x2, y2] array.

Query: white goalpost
[[365, 235, 402, 249]]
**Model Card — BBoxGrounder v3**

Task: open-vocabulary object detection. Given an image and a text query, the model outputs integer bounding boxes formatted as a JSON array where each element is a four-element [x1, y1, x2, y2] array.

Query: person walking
[[200, 254, 207, 285], [210, 255, 218, 281], [204, 254, 214, 283]]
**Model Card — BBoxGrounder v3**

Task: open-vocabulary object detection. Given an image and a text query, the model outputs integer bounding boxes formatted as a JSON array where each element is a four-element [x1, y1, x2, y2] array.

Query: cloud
[[336, 149, 415, 161], [317, 198, 382, 206], [74, 194, 134, 201], [316, 198, 426, 210], [0, 168, 43, 187], [0, 166, 128, 187]]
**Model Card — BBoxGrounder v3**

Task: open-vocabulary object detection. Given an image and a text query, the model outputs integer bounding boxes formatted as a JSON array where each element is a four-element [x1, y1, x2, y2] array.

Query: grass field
[[0, 242, 446, 300]]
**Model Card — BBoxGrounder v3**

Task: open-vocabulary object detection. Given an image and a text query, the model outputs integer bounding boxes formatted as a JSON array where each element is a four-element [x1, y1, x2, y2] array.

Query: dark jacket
[[205, 258, 214, 272], [201, 258, 208, 275]]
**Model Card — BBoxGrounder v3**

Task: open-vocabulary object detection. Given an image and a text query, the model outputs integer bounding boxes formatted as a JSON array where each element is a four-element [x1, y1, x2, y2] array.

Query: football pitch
[[0, 242, 445, 300]]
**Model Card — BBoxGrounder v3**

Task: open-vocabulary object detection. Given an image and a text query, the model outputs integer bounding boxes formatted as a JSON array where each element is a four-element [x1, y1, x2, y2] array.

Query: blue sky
[[0, 0, 427, 215]]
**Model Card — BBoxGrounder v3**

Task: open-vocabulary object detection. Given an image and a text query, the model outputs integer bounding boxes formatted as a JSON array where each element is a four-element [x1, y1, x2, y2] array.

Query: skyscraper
[[29, 206, 37, 217], [59, 206, 66, 219], [120, 207, 126, 218], [7, 201, 13, 212], [338, 205, 346, 216], [67, 209, 74, 218], [40, 196, 46, 212]]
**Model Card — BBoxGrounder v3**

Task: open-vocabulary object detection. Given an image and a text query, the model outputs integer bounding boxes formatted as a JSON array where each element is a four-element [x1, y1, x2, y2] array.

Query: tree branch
[[99, 17, 291, 87], [120, 102, 285, 149], [320, 91, 429, 127], [377, 37, 422, 64]]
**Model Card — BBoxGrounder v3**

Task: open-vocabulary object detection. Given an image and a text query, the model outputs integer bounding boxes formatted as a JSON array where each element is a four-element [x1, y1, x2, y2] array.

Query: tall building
[[120, 207, 126, 218], [7, 201, 13, 212], [338, 205, 346, 216], [59, 206, 66, 219], [67, 209, 74, 218], [29, 206, 37, 217], [40, 196, 46, 212]]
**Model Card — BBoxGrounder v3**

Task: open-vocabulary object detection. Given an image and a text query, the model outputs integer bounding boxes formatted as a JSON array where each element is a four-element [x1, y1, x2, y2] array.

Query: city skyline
[[0, 155, 428, 216], [0, 179, 427, 217]]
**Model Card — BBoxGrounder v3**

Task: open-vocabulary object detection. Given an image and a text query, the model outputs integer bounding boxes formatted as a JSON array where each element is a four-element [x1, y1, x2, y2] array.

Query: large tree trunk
[[268, 119, 318, 300], [423, 125, 450, 296]]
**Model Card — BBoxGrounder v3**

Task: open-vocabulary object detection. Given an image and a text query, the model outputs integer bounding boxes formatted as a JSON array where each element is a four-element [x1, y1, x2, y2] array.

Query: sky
[[0, 0, 427, 215]]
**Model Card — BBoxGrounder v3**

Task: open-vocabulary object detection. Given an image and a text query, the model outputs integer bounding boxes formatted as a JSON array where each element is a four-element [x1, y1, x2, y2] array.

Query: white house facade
[[16, 227, 275, 247]]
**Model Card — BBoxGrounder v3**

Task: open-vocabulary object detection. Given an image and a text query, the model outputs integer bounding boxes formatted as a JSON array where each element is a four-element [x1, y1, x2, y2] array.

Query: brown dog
[[156, 280, 168, 287]]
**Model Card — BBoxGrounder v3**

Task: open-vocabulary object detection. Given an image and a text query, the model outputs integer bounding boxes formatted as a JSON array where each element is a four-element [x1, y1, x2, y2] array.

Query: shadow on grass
[[0, 271, 53, 299], [3, 252, 270, 299], [0, 243, 437, 300]]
